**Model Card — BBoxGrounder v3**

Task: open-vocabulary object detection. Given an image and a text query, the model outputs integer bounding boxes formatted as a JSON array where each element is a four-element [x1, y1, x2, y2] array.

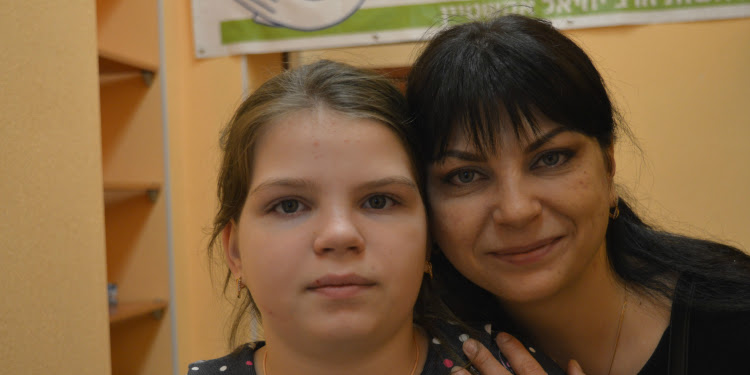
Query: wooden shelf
[[98, 51, 157, 85], [104, 182, 161, 204], [109, 300, 168, 324]]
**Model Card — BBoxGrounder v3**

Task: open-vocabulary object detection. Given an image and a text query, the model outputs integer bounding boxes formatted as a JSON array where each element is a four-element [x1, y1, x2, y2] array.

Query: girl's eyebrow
[[249, 176, 418, 197], [357, 176, 418, 192], [249, 178, 316, 197], [525, 127, 569, 153]]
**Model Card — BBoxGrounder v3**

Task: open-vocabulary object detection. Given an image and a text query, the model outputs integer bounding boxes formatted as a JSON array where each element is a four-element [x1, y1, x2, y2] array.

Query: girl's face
[[427, 118, 615, 306], [224, 108, 427, 347]]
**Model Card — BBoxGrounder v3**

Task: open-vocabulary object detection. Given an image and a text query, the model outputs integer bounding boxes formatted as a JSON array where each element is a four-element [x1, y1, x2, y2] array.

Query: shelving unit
[[97, 0, 173, 374], [110, 300, 169, 324]]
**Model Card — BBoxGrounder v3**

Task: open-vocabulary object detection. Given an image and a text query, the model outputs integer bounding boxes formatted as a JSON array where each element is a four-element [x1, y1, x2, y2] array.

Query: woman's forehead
[[446, 117, 561, 150]]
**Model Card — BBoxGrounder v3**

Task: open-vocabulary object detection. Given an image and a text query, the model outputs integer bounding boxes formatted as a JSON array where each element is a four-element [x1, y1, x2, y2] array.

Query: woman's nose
[[491, 177, 542, 229], [312, 209, 365, 255]]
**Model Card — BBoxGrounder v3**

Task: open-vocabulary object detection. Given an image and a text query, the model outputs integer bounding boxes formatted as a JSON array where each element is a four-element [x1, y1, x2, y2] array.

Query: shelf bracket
[[151, 308, 165, 320], [146, 189, 159, 202], [141, 70, 155, 86]]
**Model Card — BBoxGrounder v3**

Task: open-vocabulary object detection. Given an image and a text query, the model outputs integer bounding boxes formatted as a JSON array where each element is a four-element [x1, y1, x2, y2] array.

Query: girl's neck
[[256, 324, 426, 375], [502, 247, 669, 375]]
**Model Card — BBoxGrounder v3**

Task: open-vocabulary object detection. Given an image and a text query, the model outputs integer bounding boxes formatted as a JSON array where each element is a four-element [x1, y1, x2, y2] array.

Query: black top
[[638, 280, 750, 374], [186, 320, 562, 375], [186, 340, 469, 375]]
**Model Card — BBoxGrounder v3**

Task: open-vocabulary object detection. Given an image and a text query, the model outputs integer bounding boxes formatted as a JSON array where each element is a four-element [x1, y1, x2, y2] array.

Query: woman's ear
[[222, 220, 242, 276], [604, 145, 617, 202]]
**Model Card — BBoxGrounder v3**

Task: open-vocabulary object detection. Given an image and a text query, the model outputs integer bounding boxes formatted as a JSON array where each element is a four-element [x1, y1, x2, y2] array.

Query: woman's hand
[[451, 333, 585, 375]]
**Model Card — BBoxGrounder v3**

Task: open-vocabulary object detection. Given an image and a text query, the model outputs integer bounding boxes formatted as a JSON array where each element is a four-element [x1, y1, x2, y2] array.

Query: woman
[[407, 14, 750, 375], [191, 60, 519, 375]]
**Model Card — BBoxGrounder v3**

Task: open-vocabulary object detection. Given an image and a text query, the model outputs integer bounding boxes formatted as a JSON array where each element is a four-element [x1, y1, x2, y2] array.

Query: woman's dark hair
[[406, 14, 750, 324]]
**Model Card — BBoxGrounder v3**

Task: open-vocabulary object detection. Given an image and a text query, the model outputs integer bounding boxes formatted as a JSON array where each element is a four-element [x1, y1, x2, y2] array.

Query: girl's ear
[[222, 220, 242, 276]]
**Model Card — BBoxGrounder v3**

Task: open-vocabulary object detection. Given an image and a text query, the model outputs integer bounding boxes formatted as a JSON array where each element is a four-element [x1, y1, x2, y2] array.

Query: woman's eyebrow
[[525, 127, 569, 153], [439, 150, 486, 162]]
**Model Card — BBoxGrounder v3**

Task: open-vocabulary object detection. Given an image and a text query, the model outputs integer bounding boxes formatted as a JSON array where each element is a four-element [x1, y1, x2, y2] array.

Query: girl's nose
[[312, 209, 365, 255]]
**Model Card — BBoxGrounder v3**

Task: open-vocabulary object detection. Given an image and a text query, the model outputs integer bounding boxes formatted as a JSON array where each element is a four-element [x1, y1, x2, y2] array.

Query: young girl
[[189, 60, 527, 375]]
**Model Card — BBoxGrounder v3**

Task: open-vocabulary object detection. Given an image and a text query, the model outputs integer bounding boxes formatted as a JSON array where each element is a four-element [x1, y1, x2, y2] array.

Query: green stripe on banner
[[221, 4, 443, 43], [221, 0, 750, 44]]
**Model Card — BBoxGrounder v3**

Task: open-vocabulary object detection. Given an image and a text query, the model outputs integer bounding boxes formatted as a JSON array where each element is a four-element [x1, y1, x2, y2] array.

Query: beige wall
[[168, 12, 749, 372], [294, 18, 750, 251], [0, 1, 111, 374], [566, 18, 750, 250]]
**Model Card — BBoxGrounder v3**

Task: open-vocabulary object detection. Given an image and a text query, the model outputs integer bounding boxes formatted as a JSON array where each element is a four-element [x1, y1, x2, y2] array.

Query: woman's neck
[[502, 247, 669, 375], [256, 324, 427, 375]]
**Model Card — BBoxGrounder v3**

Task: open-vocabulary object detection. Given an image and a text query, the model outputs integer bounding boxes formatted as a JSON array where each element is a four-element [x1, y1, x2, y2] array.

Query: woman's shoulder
[[187, 343, 262, 375]]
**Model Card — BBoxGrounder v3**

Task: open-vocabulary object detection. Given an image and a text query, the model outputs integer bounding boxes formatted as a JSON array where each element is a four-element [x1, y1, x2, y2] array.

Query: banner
[[192, 0, 750, 57]]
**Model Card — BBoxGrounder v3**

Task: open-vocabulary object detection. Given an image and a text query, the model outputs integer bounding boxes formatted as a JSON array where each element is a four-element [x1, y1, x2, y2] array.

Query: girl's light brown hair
[[207, 59, 422, 349]]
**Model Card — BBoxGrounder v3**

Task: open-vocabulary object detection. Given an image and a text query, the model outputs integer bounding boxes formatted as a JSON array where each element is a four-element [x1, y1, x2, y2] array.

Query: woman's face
[[224, 108, 427, 346], [427, 118, 615, 305]]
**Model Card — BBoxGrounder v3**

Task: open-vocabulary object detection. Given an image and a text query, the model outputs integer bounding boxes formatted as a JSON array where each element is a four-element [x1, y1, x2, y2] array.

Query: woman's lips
[[307, 274, 376, 298], [488, 236, 563, 266]]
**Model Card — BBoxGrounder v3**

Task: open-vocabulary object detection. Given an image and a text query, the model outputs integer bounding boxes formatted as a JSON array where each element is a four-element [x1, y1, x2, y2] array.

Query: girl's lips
[[307, 273, 376, 298], [308, 284, 374, 298], [488, 236, 563, 266]]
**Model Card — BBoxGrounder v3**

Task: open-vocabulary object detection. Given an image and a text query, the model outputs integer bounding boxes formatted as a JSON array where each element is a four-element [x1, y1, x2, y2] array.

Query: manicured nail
[[463, 339, 478, 356], [497, 332, 511, 344]]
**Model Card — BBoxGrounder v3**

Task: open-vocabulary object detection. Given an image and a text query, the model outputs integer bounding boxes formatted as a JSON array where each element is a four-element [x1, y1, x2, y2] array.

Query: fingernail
[[463, 339, 478, 356], [570, 359, 582, 371], [497, 332, 511, 344], [450, 367, 466, 374]]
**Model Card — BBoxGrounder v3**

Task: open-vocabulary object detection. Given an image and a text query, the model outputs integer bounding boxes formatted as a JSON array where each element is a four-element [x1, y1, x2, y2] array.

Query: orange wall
[[167, 12, 749, 372], [0, 1, 111, 374], [163, 1, 284, 371]]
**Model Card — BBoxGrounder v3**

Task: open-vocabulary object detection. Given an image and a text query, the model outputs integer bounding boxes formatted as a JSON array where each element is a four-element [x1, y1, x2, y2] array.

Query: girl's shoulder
[[421, 319, 565, 375], [187, 343, 263, 375]]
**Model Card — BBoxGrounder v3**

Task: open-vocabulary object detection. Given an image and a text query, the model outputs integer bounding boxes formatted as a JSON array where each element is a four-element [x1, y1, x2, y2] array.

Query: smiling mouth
[[488, 236, 563, 265]]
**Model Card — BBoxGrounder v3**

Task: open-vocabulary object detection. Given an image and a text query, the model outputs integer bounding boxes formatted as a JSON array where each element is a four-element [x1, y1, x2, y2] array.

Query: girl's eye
[[363, 195, 394, 210], [274, 199, 302, 214]]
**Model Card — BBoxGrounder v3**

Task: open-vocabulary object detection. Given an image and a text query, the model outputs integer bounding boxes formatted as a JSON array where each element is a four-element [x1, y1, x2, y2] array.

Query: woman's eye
[[533, 150, 572, 169], [541, 152, 560, 166], [274, 199, 302, 214], [363, 195, 393, 210], [448, 170, 477, 185]]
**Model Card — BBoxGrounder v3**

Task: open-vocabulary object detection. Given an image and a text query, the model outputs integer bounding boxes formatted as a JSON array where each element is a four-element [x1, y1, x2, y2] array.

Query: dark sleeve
[[186, 345, 258, 375], [685, 308, 750, 373], [487, 333, 566, 375]]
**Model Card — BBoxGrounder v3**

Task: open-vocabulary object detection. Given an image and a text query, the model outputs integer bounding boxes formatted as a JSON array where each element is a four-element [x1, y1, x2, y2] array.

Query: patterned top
[[187, 322, 516, 375]]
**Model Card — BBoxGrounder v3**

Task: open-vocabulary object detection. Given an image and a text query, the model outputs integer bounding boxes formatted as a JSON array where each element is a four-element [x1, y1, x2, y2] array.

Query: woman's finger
[[567, 359, 586, 375], [495, 332, 547, 374], [461, 338, 513, 375]]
